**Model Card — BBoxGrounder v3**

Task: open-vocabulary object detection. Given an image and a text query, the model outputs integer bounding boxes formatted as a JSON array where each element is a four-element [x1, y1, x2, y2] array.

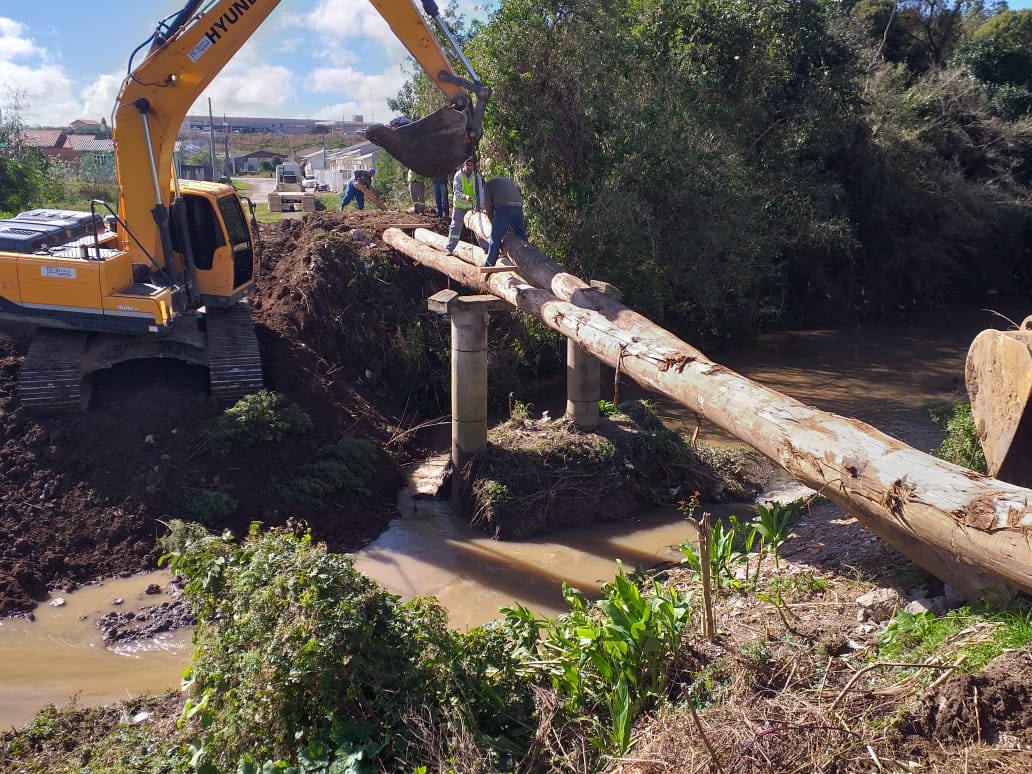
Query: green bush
[[181, 487, 238, 526], [275, 437, 378, 508], [501, 563, 692, 757], [159, 522, 535, 773], [201, 391, 313, 456], [929, 401, 987, 474]]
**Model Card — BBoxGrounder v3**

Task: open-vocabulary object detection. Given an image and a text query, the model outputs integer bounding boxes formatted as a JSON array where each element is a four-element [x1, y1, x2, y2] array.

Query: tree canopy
[[389, 0, 1032, 340]]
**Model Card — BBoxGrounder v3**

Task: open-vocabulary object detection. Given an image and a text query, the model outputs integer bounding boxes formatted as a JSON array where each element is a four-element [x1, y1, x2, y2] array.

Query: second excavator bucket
[[966, 316, 1032, 487], [365, 107, 471, 180]]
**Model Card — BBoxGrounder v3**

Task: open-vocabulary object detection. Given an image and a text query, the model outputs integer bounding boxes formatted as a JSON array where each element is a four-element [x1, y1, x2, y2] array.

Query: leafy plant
[[275, 437, 378, 508], [751, 499, 805, 568], [159, 522, 534, 773], [679, 511, 750, 589], [878, 604, 1032, 673], [201, 390, 313, 457], [501, 562, 692, 756], [508, 393, 533, 420], [181, 487, 238, 526], [929, 401, 987, 474]]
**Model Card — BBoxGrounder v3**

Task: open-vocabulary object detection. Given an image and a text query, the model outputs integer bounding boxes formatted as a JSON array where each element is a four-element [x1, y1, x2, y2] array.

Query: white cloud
[[0, 17, 79, 126], [0, 17, 38, 60], [193, 63, 294, 117], [300, 0, 404, 52], [309, 63, 409, 121], [82, 73, 123, 125]]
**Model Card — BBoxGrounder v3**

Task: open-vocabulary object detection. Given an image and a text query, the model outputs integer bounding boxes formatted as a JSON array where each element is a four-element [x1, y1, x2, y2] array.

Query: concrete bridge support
[[428, 289, 509, 512], [566, 281, 620, 430]]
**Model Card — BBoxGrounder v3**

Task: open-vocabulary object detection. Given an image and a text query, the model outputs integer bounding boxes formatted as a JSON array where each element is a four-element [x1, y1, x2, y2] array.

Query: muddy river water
[[0, 313, 999, 728]]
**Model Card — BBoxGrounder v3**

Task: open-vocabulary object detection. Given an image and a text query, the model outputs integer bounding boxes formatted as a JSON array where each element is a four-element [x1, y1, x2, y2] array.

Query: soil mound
[[0, 211, 442, 616]]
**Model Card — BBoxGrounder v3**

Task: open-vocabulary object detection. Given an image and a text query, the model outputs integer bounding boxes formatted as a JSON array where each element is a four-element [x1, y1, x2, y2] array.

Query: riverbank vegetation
[[6, 506, 1032, 772]]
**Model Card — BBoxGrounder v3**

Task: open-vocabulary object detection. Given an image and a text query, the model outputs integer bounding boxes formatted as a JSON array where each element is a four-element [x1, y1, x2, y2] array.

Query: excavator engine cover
[[365, 107, 470, 180]]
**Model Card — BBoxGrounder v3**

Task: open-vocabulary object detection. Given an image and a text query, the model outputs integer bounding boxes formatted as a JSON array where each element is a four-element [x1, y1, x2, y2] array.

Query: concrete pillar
[[427, 290, 509, 513], [566, 280, 620, 430], [566, 338, 600, 430]]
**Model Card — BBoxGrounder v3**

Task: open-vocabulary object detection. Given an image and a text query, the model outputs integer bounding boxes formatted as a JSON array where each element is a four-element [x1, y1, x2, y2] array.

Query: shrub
[[160, 522, 535, 772], [275, 437, 379, 508], [201, 390, 313, 456], [180, 487, 238, 526], [929, 401, 987, 474], [501, 563, 692, 757]]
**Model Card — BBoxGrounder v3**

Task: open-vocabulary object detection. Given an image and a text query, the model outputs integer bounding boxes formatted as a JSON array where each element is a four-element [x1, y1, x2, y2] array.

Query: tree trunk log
[[383, 226, 1032, 601]]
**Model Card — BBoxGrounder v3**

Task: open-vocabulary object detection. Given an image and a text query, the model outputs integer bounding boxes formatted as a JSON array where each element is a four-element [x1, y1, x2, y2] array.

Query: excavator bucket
[[965, 316, 1032, 487], [365, 107, 470, 180]]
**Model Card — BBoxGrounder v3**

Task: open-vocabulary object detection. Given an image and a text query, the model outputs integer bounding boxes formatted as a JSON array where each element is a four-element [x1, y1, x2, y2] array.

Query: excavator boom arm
[[114, 0, 477, 268]]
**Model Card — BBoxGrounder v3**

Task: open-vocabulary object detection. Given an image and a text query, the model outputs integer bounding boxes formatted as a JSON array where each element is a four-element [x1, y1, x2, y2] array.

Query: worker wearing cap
[[445, 157, 483, 255]]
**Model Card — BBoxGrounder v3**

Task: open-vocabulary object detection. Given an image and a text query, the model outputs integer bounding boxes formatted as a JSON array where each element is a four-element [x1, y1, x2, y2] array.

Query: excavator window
[[216, 194, 255, 287], [217, 195, 250, 249], [169, 194, 225, 271]]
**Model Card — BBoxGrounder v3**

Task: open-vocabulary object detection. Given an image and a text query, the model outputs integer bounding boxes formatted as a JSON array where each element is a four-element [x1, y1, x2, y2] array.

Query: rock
[[49, 597, 65, 607], [905, 598, 934, 615], [856, 587, 900, 623], [944, 584, 968, 610]]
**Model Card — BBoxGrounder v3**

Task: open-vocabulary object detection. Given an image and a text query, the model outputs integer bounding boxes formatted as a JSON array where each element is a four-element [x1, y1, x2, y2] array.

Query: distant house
[[324, 141, 382, 192], [19, 128, 114, 178], [69, 119, 102, 133], [65, 135, 115, 178], [234, 150, 279, 173], [64, 135, 114, 153], [21, 129, 77, 162]]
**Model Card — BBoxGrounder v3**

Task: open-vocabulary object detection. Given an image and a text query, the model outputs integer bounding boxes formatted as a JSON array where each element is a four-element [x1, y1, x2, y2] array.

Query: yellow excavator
[[0, 0, 489, 411]]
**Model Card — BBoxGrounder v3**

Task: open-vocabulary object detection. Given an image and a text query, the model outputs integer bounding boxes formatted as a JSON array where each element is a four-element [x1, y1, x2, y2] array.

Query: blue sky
[[0, 1, 493, 127]]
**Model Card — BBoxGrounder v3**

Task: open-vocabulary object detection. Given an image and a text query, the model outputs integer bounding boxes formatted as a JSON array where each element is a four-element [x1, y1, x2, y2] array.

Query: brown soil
[[0, 210, 441, 616], [616, 500, 1032, 773]]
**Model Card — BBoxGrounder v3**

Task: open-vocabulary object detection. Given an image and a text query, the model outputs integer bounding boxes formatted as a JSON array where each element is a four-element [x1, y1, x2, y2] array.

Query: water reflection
[[354, 498, 739, 631]]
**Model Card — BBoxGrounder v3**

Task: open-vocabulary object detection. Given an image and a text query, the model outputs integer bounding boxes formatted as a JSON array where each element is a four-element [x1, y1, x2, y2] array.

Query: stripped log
[[354, 182, 387, 211], [383, 227, 1032, 601]]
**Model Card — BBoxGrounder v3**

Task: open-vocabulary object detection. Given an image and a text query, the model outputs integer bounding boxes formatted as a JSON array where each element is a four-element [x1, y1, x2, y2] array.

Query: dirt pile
[[0, 211, 443, 616]]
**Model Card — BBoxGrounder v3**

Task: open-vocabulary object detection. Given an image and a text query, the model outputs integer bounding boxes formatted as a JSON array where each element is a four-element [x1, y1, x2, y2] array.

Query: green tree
[[468, 0, 866, 338], [387, 1, 479, 123], [950, 8, 1032, 117], [975, 7, 1032, 47], [852, 0, 987, 71], [0, 92, 56, 215]]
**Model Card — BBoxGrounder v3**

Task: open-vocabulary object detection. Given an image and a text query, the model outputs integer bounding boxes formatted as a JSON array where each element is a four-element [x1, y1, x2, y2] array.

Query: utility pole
[[223, 113, 231, 179], [207, 98, 217, 181]]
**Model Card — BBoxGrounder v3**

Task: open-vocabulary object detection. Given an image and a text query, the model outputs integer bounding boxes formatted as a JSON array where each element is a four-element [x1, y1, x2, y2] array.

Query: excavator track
[[18, 329, 89, 412], [205, 301, 264, 407]]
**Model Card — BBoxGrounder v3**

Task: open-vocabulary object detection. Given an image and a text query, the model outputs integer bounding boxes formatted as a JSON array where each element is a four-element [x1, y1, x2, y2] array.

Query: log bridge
[[384, 213, 1032, 602]]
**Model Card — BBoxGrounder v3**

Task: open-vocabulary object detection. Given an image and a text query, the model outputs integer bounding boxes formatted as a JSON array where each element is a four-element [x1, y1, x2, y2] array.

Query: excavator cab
[[365, 107, 473, 180]]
